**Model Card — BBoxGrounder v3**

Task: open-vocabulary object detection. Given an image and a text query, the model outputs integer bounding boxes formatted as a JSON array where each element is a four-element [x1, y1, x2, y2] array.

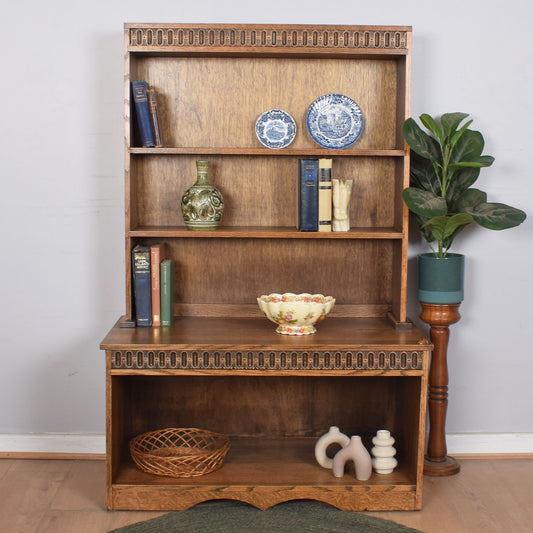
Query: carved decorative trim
[[111, 350, 423, 371], [127, 27, 408, 51]]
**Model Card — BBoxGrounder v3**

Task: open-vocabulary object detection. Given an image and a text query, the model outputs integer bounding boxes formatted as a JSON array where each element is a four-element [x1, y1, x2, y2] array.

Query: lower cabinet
[[102, 317, 430, 511]]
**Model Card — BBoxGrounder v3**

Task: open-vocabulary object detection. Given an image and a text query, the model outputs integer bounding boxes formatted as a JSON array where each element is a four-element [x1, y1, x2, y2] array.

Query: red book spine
[[150, 243, 166, 326]]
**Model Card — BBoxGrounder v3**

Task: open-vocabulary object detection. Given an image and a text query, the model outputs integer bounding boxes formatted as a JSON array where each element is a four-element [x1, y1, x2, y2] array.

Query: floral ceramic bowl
[[257, 293, 335, 335]]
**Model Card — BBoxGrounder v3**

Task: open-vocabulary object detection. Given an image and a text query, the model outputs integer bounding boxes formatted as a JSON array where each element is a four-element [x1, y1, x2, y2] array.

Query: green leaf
[[421, 216, 448, 241], [446, 167, 480, 204], [448, 120, 473, 150], [449, 160, 493, 170], [442, 224, 468, 252], [402, 118, 441, 161], [402, 188, 447, 218], [440, 112, 470, 137], [415, 213, 436, 244], [446, 212, 474, 236], [422, 213, 473, 241], [450, 130, 488, 164], [453, 188, 487, 211], [410, 152, 442, 194], [467, 202, 527, 230], [449, 155, 494, 172], [478, 155, 495, 167], [419, 113, 444, 145]]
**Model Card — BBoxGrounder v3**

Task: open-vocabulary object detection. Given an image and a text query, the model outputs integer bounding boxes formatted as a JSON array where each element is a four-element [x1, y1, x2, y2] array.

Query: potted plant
[[402, 112, 526, 303]]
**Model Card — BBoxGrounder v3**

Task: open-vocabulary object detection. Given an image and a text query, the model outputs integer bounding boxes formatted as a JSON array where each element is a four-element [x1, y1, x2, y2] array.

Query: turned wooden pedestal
[[419, 303, 461, 476]]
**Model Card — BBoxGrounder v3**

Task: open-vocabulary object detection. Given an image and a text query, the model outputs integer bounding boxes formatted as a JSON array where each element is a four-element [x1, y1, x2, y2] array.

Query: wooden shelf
[[102, 316, 427, 353], [128, 226, 405, 239], [129, 147, 407, 157], [110, 438, 418, 511]]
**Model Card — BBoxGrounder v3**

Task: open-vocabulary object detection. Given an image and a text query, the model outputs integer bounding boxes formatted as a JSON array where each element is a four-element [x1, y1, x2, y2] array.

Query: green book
[[160, 259, 175, 326]]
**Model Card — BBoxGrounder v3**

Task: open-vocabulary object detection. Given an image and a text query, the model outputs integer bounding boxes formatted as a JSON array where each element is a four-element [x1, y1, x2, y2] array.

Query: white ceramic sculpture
[[371, 429, 398, 474], [314, 426, 350, 469], [332, 179, 353, 232], [332, 435, 372, 481]]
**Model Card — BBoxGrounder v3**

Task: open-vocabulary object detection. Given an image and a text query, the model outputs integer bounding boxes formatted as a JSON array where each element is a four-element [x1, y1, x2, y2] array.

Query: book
[[150, 243, 166, 327], [131, 244, 152, 326], [318, 158, 333, 232], [160, 259, 175, 326], [298, 159, 319, 231], [147, 88, 164, 147], [131, 81, 155, 147]]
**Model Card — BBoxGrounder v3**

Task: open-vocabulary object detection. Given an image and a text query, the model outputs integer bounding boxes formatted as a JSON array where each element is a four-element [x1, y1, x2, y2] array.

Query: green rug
[[110, 501, 424, 533]]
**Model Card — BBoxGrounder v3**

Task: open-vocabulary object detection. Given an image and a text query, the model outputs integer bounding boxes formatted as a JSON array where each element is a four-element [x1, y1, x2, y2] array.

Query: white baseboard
[[0, 433, 106, 455], [446, 432, 533, 455], [0, 432, 532, 457]]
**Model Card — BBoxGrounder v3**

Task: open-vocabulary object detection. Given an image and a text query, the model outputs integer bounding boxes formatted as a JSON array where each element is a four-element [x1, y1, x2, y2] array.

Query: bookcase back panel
[[120, 375, 416, 448], [131, 155, 397, 228], [131, 56, 400, 150], [136, 238, 393, 312]]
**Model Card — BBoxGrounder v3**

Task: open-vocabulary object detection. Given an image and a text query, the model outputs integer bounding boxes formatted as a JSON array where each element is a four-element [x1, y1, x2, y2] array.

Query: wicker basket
[[129, 427, 230, 478]]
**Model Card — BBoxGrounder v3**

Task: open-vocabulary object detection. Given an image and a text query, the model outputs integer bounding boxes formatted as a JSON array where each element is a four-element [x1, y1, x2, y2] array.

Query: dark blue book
[[298, 159, 319, 231], [131, 81, 155, 147], [132, 244, 152, 326]]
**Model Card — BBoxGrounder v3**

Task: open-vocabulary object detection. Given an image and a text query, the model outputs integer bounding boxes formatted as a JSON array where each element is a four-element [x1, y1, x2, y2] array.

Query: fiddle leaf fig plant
[[402, 112, 526, 257]]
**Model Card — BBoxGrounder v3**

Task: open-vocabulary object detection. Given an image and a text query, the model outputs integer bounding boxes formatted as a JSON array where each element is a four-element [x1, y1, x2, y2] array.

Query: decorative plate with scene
[[306, 94, 364, 149], [255, 109, 297, 149]]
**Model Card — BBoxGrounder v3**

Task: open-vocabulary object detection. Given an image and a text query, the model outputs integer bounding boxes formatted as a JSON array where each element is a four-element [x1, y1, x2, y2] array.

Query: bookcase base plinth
[[109, 484, 421, 512]]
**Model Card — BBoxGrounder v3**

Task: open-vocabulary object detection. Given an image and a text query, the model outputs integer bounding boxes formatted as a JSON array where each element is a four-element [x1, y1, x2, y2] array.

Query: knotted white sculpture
[[314, 426, 350, 469]]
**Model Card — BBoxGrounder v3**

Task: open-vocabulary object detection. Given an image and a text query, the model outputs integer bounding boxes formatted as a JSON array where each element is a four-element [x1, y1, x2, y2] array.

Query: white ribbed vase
[[371, 429, 398, 474]]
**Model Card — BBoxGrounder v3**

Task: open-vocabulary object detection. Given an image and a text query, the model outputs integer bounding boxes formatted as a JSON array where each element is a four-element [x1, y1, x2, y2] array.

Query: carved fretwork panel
[[111, 349, 423, 371], [127, 26, 409, 51]]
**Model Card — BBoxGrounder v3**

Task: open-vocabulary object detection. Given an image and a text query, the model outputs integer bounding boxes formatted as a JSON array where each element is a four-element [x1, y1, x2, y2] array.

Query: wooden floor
[[1, 457, 532, 532]]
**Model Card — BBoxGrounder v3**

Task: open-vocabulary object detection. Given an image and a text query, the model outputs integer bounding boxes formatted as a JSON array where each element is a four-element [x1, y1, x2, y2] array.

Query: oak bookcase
[[100, 23, 431, 512]]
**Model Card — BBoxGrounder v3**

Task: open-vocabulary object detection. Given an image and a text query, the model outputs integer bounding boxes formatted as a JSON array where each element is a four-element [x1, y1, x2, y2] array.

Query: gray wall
[[1, 0, 531, 449]]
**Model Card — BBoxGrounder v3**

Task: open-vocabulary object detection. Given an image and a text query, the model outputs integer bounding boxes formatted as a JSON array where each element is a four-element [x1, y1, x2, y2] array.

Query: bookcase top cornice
[[125, 23, 411, 53]]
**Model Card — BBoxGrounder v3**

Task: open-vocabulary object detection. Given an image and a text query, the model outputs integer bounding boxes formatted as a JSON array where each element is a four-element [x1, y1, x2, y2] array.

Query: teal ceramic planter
[[418, 253, 465, 304]]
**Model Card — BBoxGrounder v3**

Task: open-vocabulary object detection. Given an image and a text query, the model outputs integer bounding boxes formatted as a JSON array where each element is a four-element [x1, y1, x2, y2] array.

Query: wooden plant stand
[[419, 302, 461, 476]]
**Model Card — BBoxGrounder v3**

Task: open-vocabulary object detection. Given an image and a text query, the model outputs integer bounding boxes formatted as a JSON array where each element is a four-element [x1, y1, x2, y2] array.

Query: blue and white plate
[[306, 94, 364, 149], [255, 109, 297, 149]]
